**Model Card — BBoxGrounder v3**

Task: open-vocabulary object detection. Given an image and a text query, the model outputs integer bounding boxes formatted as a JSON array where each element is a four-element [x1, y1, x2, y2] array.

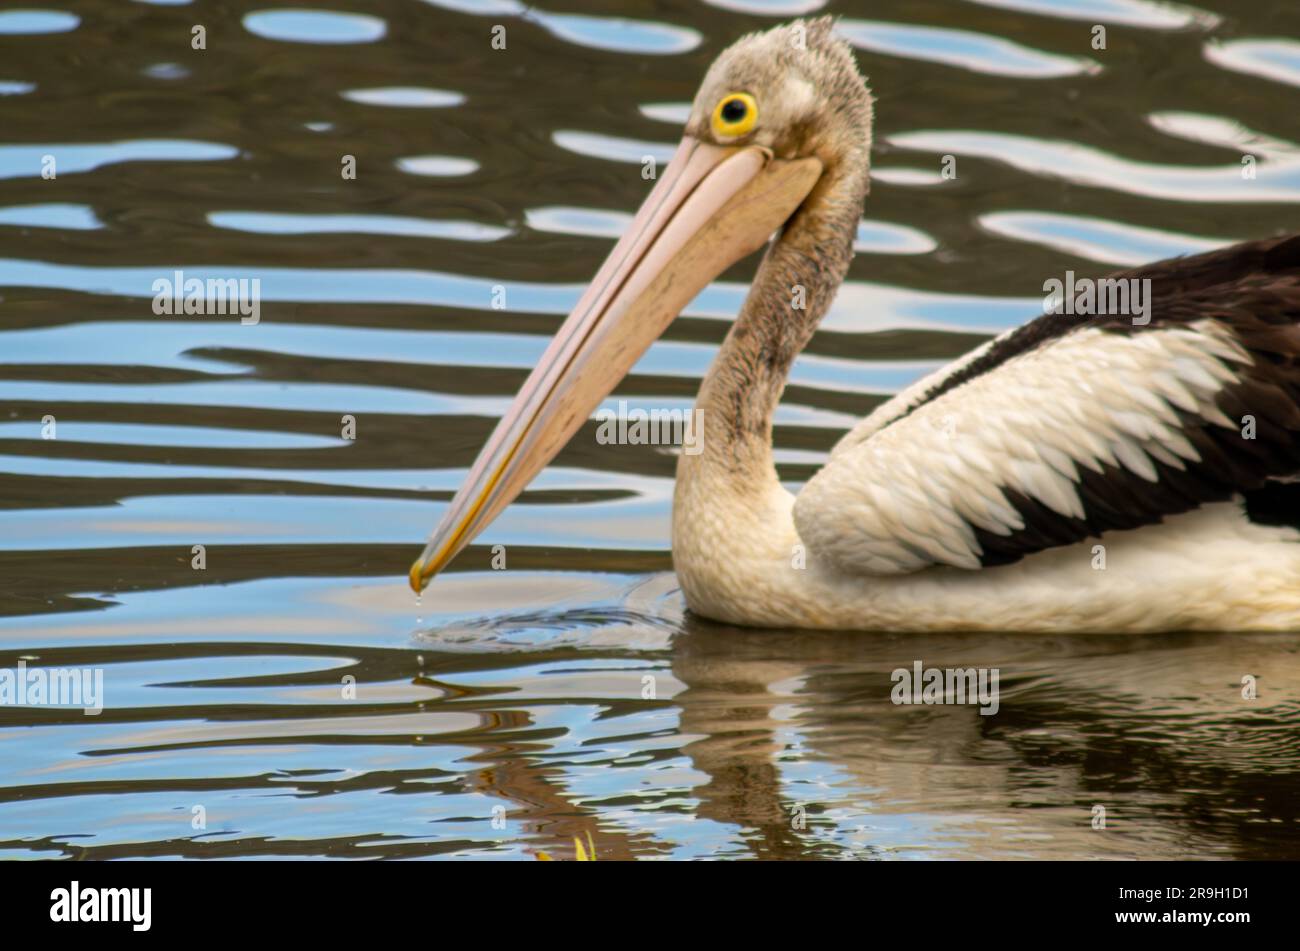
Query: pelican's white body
[[674, 319, 1300, 632], [675, 482, 1300, 632]]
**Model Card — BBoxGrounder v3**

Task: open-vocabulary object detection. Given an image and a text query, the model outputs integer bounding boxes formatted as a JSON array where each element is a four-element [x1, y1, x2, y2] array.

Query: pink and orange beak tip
[[408, 556, 432, 594]]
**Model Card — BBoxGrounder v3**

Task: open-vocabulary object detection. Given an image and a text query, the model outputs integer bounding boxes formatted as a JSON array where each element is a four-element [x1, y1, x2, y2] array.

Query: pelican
[[409, 17, 1300, 633]]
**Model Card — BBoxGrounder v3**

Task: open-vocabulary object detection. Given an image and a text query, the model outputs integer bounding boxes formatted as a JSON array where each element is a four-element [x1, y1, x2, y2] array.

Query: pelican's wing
[[793, 236, 1300, 575]]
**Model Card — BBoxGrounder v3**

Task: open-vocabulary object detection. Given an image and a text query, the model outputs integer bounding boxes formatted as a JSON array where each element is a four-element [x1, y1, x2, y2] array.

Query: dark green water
[[1, 0, 1298, 860]]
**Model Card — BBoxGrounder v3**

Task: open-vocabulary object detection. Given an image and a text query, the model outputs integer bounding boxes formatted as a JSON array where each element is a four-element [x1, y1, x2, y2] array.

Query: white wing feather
[[792, 321, 1250, 576]]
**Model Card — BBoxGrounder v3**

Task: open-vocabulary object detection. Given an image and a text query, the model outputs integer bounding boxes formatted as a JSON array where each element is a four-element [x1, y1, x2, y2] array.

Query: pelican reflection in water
[[410, 17, 1300, 633]]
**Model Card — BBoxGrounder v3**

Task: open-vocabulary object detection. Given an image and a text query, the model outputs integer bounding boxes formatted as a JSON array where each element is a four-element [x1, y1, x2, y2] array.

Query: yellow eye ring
[[711, 92, 757, 138]]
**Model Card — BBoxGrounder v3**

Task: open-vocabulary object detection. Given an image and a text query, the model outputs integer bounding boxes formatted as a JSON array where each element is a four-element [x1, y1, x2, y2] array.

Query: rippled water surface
[[2, 0, 1299, 860]]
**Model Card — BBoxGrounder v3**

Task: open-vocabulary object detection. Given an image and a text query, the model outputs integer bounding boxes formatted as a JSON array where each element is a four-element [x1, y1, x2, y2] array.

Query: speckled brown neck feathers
[[683, 17, 874, 484], [693, 142, 870, 482]]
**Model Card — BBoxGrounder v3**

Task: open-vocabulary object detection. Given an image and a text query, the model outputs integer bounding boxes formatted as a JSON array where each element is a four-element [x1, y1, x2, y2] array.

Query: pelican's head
[[409, 17, 872, 594], [685, 17, 872, 172]]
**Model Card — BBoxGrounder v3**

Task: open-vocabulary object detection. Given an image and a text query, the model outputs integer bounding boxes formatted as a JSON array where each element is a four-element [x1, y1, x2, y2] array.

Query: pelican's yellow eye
[[711, 92, 757, 138]]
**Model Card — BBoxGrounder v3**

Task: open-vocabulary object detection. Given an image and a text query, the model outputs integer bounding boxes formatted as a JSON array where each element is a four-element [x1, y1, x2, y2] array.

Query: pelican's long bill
[[409, 136, 823, 593]]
